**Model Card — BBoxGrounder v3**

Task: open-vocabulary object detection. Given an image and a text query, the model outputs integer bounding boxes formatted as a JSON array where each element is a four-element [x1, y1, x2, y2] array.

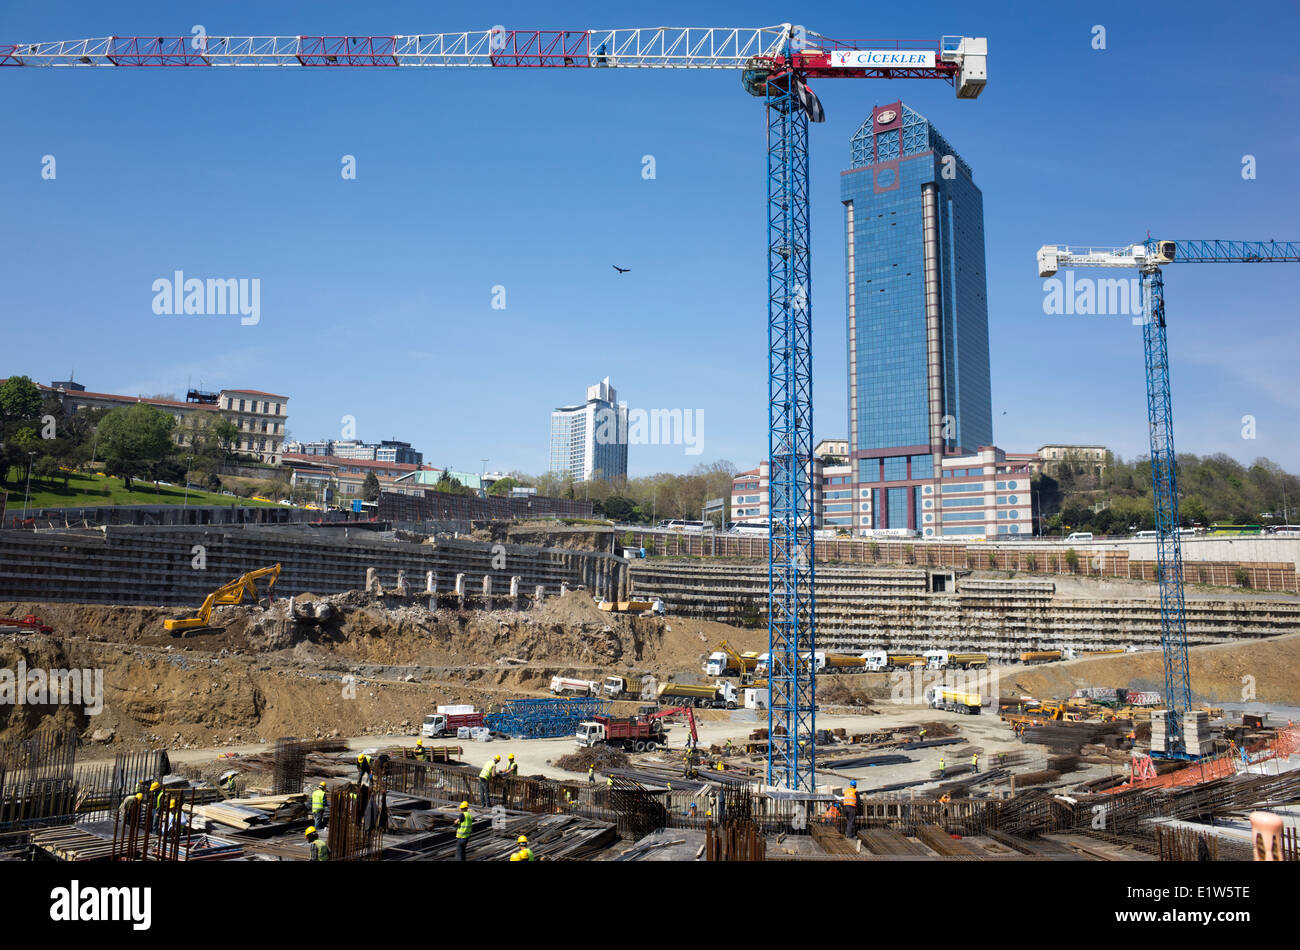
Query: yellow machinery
[[164, 564, 281, 632]]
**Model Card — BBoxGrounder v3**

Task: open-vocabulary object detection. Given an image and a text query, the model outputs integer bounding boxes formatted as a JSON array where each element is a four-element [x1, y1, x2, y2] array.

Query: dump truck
[[822, 652, 868, 673], [923, 650, 989, 670], [575, 706, 697, 751], [1019, 650, 1063, 664], [925, 686, 983, 715], [656, 680, 739, 709], [703, 640, 763, 678], [861, 651, 927, 672], [421, 709, 485, 738], [550, 676, 601, 697]]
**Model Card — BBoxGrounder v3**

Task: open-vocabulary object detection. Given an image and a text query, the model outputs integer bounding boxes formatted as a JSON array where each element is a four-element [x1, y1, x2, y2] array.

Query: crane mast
[[4, 24, 989, 790], [1037, 239, 1298, 757]]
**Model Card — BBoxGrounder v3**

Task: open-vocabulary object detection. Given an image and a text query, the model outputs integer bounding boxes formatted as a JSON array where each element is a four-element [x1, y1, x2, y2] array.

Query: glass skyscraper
[[549, 377, 628, 482], [840, 101, 992, 535]]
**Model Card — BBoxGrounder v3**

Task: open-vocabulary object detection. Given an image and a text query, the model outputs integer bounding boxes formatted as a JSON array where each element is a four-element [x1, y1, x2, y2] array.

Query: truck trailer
[[925, 686, 983, 715], [550, 676, 601, 696], [656, 680, 739, 709], [923, 650, 990, 671]]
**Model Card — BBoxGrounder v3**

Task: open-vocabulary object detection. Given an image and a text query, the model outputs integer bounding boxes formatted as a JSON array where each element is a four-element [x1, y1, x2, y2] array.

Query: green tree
[[0, 375, 42, 422], [1064, 548, 1079, 572], [96, 403, 176, 491], [487, 476, 520, 496], [362, 472, 381, 502]]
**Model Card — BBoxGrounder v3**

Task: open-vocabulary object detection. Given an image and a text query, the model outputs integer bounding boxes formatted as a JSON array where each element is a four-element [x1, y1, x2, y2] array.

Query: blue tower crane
[[1037, 239, 1300, 757]]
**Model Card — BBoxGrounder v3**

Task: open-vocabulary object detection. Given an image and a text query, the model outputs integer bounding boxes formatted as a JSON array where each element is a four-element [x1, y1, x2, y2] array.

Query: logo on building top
[[876, 109, 897, 124]]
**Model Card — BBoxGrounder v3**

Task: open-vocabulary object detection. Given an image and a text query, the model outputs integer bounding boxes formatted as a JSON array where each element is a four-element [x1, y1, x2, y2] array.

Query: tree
[[95, 403, 176, 491], [602, 495, 637, 523], [361, 472, 381, 502], [487, 476, 520, 496], [0, 376, 42, 422]]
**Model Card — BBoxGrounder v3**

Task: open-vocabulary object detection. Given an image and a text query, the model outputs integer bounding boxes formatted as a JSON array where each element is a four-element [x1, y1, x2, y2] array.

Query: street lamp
[[22, 451, 36, 520], [182, 455, 194, 510]]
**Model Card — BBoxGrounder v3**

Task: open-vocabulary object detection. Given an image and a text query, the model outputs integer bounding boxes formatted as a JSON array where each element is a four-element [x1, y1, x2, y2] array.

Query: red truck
[[420, 710, 484, 738], [574, 707, 698, 752]]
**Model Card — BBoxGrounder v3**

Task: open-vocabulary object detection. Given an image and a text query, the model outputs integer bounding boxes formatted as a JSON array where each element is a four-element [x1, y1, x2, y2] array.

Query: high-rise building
[[549, 377, 628, 482], [840, 101, 993, 537]]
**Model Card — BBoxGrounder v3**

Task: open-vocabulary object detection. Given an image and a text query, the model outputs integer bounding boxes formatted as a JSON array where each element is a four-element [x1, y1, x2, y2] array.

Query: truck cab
[[704, 652, 730, 677], [420, 714, 445, 738], [575, 721, 606, 748], [861, 650, 889, 672], [603, 676, 627, 697], [924, 650, 949, 670]]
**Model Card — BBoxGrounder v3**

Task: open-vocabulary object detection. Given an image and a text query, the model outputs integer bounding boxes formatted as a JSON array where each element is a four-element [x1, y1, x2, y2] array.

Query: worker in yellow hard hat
[[415, 738, 428, 761], [512, 834, 535, 862], [306, 825, 329, 862], [502, 752, 518, 778], [455, 801, 473, 861], [311, 781, 327, 827], [479, 755, 500, 806], [151, 781, 166, 831]]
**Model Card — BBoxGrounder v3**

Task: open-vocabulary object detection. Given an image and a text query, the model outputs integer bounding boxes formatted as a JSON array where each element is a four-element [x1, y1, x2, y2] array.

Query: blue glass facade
[[842, 102, 993, 535]]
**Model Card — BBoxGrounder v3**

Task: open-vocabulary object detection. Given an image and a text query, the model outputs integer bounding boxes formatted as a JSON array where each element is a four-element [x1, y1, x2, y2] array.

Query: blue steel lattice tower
[[840, 102, 992, 539]]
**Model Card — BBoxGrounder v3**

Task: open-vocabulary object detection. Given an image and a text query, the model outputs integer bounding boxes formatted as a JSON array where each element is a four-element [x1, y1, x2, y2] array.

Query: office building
[[840, 101, 993, 536], [549, 377, 628, 482]]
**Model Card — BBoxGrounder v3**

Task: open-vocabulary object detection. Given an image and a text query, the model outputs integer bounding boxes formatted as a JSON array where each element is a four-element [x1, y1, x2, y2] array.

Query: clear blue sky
[[2, 0, 1298, 476]]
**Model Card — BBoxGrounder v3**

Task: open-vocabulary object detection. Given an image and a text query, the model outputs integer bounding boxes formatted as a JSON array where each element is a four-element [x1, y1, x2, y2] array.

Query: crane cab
[[1151, 241, 1177, 264]]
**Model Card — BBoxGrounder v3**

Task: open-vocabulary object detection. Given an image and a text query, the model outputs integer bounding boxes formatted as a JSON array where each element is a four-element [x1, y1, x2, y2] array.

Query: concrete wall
[[629, 560, 1300, 662], [0, 525, 628, 607]]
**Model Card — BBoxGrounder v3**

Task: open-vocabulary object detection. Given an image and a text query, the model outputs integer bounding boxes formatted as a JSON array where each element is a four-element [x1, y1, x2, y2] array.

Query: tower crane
[[1037, 239, 1300, 757], [2, 25, 988, 789]]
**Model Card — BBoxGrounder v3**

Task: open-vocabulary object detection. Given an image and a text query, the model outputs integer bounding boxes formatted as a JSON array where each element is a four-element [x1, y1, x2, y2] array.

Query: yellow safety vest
[[480, 760, 496, 779], [312, 788, 326, 810], [456, 811, 473, 839]]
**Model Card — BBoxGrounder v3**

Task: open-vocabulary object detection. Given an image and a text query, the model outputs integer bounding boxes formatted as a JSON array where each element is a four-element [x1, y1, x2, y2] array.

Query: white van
[[1065, 532, 1094, 542], [1133, 530, 1158, 539]]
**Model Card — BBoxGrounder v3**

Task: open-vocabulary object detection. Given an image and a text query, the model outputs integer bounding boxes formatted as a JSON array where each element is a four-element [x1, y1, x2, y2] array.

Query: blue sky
[[2, 0, 1298, 476]]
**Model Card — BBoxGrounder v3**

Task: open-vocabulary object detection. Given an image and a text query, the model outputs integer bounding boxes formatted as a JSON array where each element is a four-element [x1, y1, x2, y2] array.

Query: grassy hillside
[[1, 471, 280, 513]]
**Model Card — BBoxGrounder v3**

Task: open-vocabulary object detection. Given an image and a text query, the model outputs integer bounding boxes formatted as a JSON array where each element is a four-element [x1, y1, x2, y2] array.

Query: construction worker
[[414, 738, 428, 761], [938, 756, 946, 779], [971, 752, 979, 774], [454, 801, 473, 861], [222, 771, 238, 797], [151, 781, 166, 832], [479, 754, 500, 806], [512, 834, 535, 862], [724, 737, 733, 755], [715, 760, 724, 772], [306, 826, 329, 862], [843, 780, 859, 838], [919, 727, 927, 741], [823, 801, 842, 823], [356, 753, 372, 782], [587, 763, 595, 785], [502, 752, 518, 778], [118, 791, 143, 819], [311, 781, 327, 828], [688, 801, 698, 818]]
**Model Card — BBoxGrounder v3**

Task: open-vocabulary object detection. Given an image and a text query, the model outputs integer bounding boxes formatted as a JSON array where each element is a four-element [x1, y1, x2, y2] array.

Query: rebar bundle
[[706, 818, 765, 861], [272, 737, 309, 795], [327, 781, 385, 861]]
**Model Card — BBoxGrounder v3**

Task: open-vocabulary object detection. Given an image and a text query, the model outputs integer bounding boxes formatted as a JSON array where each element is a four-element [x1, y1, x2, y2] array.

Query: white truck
[[753, 652, 827, 676], [550, 675, 601, 696], [420, 705, 483, 738]]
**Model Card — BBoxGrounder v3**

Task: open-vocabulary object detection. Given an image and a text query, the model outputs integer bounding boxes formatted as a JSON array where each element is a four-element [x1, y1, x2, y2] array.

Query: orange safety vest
[[843, 786, 858, 808]]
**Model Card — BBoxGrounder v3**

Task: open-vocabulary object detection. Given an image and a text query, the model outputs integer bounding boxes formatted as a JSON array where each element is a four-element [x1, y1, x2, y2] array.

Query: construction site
[[1, 519, 1298, 865], [1, 18, 1298, 924]]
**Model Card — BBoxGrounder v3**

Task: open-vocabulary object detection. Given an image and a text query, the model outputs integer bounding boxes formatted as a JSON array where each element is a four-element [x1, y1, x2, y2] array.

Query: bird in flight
[[612, 265, 630, 274]]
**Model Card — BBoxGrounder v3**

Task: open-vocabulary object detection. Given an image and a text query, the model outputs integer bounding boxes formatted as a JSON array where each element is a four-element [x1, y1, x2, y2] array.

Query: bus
[[1208, 524, 1263, 536], [1267, 525, 1300, 537], [657, 519, 708, 532]]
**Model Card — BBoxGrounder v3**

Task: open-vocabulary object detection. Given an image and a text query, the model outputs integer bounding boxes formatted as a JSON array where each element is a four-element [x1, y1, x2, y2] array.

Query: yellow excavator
[[164, 564, 281, 632]]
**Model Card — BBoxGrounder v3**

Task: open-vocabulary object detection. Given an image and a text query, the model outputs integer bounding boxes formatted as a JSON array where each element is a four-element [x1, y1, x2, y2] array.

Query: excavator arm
[[649, 705, 699, 745], [165, 564, 281, 631]]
